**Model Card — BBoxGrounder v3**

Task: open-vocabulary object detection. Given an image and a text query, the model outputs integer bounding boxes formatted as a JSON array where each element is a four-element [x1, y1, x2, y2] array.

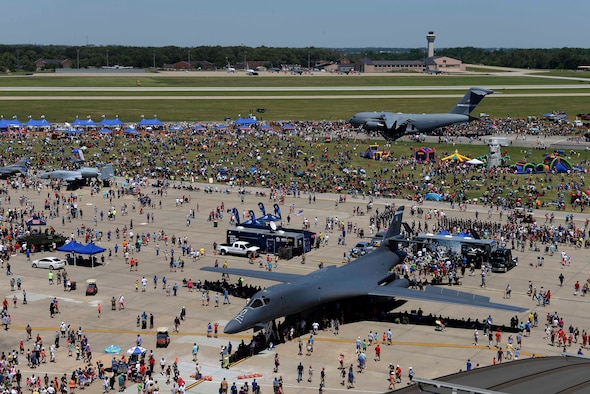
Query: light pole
[[107, 49, 109, 67]]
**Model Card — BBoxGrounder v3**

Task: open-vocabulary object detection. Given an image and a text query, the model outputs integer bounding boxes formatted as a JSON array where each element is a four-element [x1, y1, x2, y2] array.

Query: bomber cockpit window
[[262, 296, 271, 305], [250, 298, 264, 308]]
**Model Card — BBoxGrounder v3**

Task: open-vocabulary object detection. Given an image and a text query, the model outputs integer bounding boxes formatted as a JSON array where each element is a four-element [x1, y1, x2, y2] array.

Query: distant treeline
[[1, 44, 590, 72]]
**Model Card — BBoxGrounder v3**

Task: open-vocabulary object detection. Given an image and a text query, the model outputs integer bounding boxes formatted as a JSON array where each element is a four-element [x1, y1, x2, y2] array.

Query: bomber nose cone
[[224, 319, 241, 334]]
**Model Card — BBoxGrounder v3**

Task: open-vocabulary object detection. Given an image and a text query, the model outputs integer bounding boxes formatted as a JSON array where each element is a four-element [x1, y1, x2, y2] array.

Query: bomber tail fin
[[384, 206, 405, 240], [448, 88, 494, 115]]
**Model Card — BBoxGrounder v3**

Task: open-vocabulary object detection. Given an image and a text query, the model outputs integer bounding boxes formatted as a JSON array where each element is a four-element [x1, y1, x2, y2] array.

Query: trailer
[[227, 226, 315, 258]]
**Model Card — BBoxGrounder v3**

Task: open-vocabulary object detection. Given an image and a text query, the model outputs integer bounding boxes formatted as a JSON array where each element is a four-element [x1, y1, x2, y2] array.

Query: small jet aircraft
[[202, 206, 526, 334], [349, 87, 494, 140], [225, 58, 236, 73], [38, 164, 114, 184], [245, 63, 258, 76], [0, 157, 28, 178]]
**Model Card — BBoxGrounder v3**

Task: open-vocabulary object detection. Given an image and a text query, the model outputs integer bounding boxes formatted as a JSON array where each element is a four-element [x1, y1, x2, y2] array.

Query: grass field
[[0, 69, 589, 212]]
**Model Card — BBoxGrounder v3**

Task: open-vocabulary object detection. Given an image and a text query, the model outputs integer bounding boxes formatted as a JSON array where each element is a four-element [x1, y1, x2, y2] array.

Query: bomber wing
[[369, 283, 527, 312], [200, 266, 303, 283]]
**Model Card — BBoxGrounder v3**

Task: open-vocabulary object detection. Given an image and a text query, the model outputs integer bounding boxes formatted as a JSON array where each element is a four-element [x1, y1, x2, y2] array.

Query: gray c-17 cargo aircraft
[[349, 87, 494, 140], [0, 157, 28, 178], [202, 206, 526, 334]]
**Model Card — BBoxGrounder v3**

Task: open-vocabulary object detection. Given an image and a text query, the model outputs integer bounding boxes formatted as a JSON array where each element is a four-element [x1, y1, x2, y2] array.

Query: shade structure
[[26, 216, 47, 226], [424, 193, 441, 201], [56, 240, 85, 253], [0, 118, 23, 129], [25, 118, 52, 128], [71, 118, 97, 127], [99, 118, 124, 127], [127, 346, 146, 355], [441, 150, 471, 162], [137, 118, 163, 127], [56, 240, 105, 268], [76, 243, 106, 255], [234, 117, 257, 126]]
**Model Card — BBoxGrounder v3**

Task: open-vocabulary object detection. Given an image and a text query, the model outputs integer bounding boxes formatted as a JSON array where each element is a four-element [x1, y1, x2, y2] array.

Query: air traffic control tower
[[426, 31, 436, 57]]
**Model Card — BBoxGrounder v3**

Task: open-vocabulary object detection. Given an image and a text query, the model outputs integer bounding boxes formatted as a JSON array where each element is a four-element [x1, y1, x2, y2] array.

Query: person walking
[[297, 362, 304, 383]]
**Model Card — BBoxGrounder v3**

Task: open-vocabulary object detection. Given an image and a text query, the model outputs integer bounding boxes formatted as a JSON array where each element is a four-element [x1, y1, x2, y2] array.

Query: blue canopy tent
[[71, 118, 97, 128], [281, 124, 295, 130], [57, 241, 105, 268], [56, 240, 85, 266], [99, 118, 124, 127], [260, 125, 273, 131], [215, 124, 227, 130], [193, 124, 206, 131], [137, 118, 163, 127], [76, 243, 106, 255], [0, 118, 23, 129], [25, 118, 52, 128], [98, 128, 112, 133], [424, 192, 441, 201], [124, 128, 139, 134], [234, 117, 258, 126]]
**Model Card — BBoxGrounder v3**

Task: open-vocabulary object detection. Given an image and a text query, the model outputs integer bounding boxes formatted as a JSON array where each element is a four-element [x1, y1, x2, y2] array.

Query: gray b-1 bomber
[[202, 206, 526, 334]]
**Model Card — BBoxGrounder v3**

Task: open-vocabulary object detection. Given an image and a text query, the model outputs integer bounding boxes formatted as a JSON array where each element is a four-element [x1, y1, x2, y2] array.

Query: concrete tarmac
[[2, 180, 589, 393]]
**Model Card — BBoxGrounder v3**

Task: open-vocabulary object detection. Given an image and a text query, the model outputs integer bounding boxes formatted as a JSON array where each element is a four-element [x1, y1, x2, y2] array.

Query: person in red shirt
[[495, 331, 502, 347], [374, 344, 381, 361]]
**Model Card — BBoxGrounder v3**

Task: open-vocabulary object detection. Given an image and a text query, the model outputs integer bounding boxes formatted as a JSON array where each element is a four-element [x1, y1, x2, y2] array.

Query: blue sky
[[3, 0, 589, 48]]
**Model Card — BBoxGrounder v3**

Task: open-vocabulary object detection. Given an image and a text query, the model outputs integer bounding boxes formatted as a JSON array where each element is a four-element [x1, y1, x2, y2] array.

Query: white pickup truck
[[217, 241, 261, 258]]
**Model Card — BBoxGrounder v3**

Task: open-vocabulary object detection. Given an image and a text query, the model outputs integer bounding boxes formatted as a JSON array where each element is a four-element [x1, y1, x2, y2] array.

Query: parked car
[[350, 241, 373, 257], [31, 256, 66, 270]]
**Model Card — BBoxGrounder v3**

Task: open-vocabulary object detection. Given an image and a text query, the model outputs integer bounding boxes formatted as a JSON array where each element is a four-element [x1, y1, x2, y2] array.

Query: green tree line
[[1, 44, 589, 72]]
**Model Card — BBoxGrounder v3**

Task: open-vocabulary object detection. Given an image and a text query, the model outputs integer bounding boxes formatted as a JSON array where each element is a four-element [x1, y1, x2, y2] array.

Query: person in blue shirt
[[466, 359, 472, 371]]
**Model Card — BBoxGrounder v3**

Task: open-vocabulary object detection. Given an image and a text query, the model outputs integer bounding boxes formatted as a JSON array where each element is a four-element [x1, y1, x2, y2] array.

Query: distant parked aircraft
[[225, 58, 236, 73], [102, 65, 133, 70], [38, 164, 114, 186], [0, 157, 28, 178]]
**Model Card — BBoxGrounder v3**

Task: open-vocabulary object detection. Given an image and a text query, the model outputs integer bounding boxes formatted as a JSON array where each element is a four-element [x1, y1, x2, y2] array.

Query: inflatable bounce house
[[414, 147, 436, 163], [513, 153, 574, 174], [361, 144, 390, 160]]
